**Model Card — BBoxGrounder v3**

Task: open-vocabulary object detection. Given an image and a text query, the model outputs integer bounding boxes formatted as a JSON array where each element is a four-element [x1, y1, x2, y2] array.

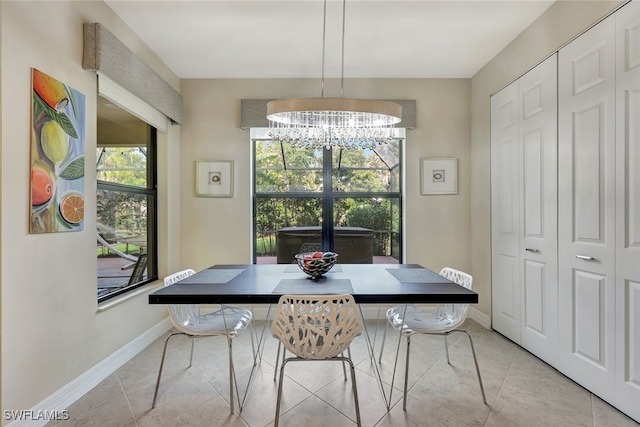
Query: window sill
[[97, 281, 163, 312]]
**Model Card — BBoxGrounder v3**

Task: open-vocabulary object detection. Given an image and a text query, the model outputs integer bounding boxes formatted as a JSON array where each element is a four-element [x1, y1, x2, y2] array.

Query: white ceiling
[[105, 0, 555, 79]]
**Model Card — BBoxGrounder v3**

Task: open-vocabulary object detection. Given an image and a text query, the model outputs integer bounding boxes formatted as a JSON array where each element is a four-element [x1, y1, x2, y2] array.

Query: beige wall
[[0, 1, 181, 413], [469, 0, 625, 319], [179, 78, 472, 274]]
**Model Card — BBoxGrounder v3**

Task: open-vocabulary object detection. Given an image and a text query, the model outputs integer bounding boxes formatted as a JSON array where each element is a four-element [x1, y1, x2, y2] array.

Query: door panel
[[519, 55, 558, 364], [559, 14, 616, 401], [496, 254, 518, 322], [615, 1, 640, 420], [573, 270, 607, 366], [491, 81, 521, 342], [624, 280, 640, 384], [523, 260, 544, 335], [573, 103, 605, 242], [523, 129, 542, 237]]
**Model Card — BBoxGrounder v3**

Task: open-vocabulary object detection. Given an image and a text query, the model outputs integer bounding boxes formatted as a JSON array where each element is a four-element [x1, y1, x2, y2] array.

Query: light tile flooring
[[48, 319, 639, 427]]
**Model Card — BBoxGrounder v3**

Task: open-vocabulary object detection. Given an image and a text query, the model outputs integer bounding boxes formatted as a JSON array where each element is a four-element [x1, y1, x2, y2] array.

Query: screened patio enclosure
[[252, 128, 404, 265]]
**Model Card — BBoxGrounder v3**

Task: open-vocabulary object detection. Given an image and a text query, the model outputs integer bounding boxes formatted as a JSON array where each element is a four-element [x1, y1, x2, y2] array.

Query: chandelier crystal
[[266, 0, 402, 150]]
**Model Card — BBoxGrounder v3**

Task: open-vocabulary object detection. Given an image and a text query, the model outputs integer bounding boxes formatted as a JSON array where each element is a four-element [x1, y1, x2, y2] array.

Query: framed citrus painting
[[30, 68, 85, 233]]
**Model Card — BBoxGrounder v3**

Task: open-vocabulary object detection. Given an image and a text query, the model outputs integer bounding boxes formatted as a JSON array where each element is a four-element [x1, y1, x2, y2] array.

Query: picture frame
[[195, 160, 234, 197], [420, 158, 458, 195]]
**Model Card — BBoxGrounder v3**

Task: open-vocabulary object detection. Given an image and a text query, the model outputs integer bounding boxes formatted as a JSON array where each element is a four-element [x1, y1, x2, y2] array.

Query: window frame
[[97, 127, 158, 303], [252, 137, 403, 263]]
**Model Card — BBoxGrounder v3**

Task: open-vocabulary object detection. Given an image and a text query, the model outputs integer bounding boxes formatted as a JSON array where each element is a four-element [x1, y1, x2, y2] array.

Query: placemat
[[179, 269, 244, 284], [283, 264, 343, 273], [385, 268, 449, 284], [272, 278, 354, 295]]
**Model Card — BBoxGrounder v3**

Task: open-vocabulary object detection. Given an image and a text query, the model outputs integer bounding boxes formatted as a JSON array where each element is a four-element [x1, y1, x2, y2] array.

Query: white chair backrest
[[439, 267, 473, 324], [164, 269, 198, 332], [271, 294, 363, 360], [164, 269, 196, 286]]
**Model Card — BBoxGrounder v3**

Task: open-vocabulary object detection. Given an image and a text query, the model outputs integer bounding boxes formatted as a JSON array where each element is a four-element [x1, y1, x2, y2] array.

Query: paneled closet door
[[558, 15, 617, 401], [615, 1, 640, 420], [518, 55, 558, 366], [491, 81, 521, 343]]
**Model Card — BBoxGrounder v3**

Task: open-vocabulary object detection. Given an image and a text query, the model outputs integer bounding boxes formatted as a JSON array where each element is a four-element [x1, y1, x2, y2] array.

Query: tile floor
[[47, 319, 639, 427]]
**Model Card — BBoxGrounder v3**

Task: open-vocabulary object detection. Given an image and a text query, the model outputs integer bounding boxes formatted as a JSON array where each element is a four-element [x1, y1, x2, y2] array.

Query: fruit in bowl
[[295, 252, 339, 279]]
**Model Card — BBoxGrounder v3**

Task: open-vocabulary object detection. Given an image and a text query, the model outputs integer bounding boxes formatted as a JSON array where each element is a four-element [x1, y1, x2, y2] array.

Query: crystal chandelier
[[267, 0, 402, 150]]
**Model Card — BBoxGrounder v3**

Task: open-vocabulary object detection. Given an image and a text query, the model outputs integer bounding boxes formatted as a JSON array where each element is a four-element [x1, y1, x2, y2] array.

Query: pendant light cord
[[320, 0, 347, 98], [321, 0, 327, 98], [341, 0, 346, 98]]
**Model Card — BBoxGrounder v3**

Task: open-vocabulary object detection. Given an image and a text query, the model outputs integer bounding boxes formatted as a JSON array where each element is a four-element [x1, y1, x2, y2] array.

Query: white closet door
[[558, 15, 617, 401], [615, 1, 640, 420], [519, 54, 558, 366], [491, 81, 521, 342]]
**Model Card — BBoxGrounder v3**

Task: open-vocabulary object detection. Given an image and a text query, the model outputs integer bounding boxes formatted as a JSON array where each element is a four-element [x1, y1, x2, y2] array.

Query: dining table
[[148, 263, 479, 410]]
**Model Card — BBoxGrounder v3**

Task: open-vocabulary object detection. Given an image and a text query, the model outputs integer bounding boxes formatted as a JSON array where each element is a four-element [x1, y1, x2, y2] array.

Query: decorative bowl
[[295, 252, 339, 279]]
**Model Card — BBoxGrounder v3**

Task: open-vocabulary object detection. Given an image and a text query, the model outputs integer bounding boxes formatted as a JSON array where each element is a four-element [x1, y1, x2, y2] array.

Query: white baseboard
[[6, 317, 172, 427], [468, 307, 491, 329]]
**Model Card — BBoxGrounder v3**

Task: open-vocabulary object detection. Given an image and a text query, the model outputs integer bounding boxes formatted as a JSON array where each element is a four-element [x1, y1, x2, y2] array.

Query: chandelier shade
[[266, 0, 403, 150], [267, 98, 402, 127]]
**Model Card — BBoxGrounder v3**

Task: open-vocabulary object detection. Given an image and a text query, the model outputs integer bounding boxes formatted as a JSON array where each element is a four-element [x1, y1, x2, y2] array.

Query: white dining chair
[[271, 294, 363, 427], [379, 267, 487, 409], [152, 268, 255, 414]]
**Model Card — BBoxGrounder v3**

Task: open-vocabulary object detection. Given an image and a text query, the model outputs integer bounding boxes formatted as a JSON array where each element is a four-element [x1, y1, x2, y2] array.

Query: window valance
[[83, 23, 182, 125]]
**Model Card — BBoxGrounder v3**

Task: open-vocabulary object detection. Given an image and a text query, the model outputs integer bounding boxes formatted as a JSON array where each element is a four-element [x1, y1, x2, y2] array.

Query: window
[[253, 130, 403, 264], [97, 96, 157, 301]]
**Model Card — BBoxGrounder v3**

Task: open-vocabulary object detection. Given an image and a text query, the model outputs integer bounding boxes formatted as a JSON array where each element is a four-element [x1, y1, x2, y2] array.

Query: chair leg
[[444, 334, 450, 364], [460, 330, 488, 405], [152, 332, 180, 409], [347, 358, 362, 427], [273, 342, 281, 381], [249, 322, 257, 366], [228, 338, 235, 415], [378, 320, 390, 363], [341, 351, 347, 381], [189, 338, 196, 367], [274, 358, 290, 427], [273, 343, 287, 382], [403, 335, 411, 411]]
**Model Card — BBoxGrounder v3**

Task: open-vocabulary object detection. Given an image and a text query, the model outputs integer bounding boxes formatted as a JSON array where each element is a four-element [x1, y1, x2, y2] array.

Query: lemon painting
[[30, 68, 85, 233]]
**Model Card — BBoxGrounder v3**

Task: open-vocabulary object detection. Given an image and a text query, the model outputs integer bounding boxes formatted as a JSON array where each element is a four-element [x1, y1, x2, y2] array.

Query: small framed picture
[[421, 158, 457, 195], [196, 160, 233, 197]]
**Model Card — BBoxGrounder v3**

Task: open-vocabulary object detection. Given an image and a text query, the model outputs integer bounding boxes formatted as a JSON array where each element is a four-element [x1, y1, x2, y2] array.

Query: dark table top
[[148, 264, 478, 305]]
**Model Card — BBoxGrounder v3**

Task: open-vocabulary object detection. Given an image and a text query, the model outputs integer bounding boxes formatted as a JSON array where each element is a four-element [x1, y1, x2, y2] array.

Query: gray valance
[[82, 23, 182, 125], [241, 99, 416, 129]]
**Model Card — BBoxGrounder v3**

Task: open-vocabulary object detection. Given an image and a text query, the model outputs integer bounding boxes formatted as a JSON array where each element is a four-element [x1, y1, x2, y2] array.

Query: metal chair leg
[[273, 342, 281, 381], [273, 342, 287, 382], [378, 319, 390, 363], [152, 332, 180, 408], [460, 330, 487, 405], [444, 334, 450, 364], [228, 338, 235, 415], [347, 358, 362, 427], [341, 351, 347, 381], [189, 338, 195, 367], [403, 335, 411, 411], [249, 322, 257, 366], [274, 358, 290, 427]]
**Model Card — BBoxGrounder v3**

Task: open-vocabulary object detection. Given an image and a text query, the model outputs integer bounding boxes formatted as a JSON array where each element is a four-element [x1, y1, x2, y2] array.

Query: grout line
[[482, 348, 517, 427], [117, 374, 140, 427]]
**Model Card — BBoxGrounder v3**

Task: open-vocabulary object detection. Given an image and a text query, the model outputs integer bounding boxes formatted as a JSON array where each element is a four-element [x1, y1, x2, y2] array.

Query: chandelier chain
[[266, 0, 402, 150]]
